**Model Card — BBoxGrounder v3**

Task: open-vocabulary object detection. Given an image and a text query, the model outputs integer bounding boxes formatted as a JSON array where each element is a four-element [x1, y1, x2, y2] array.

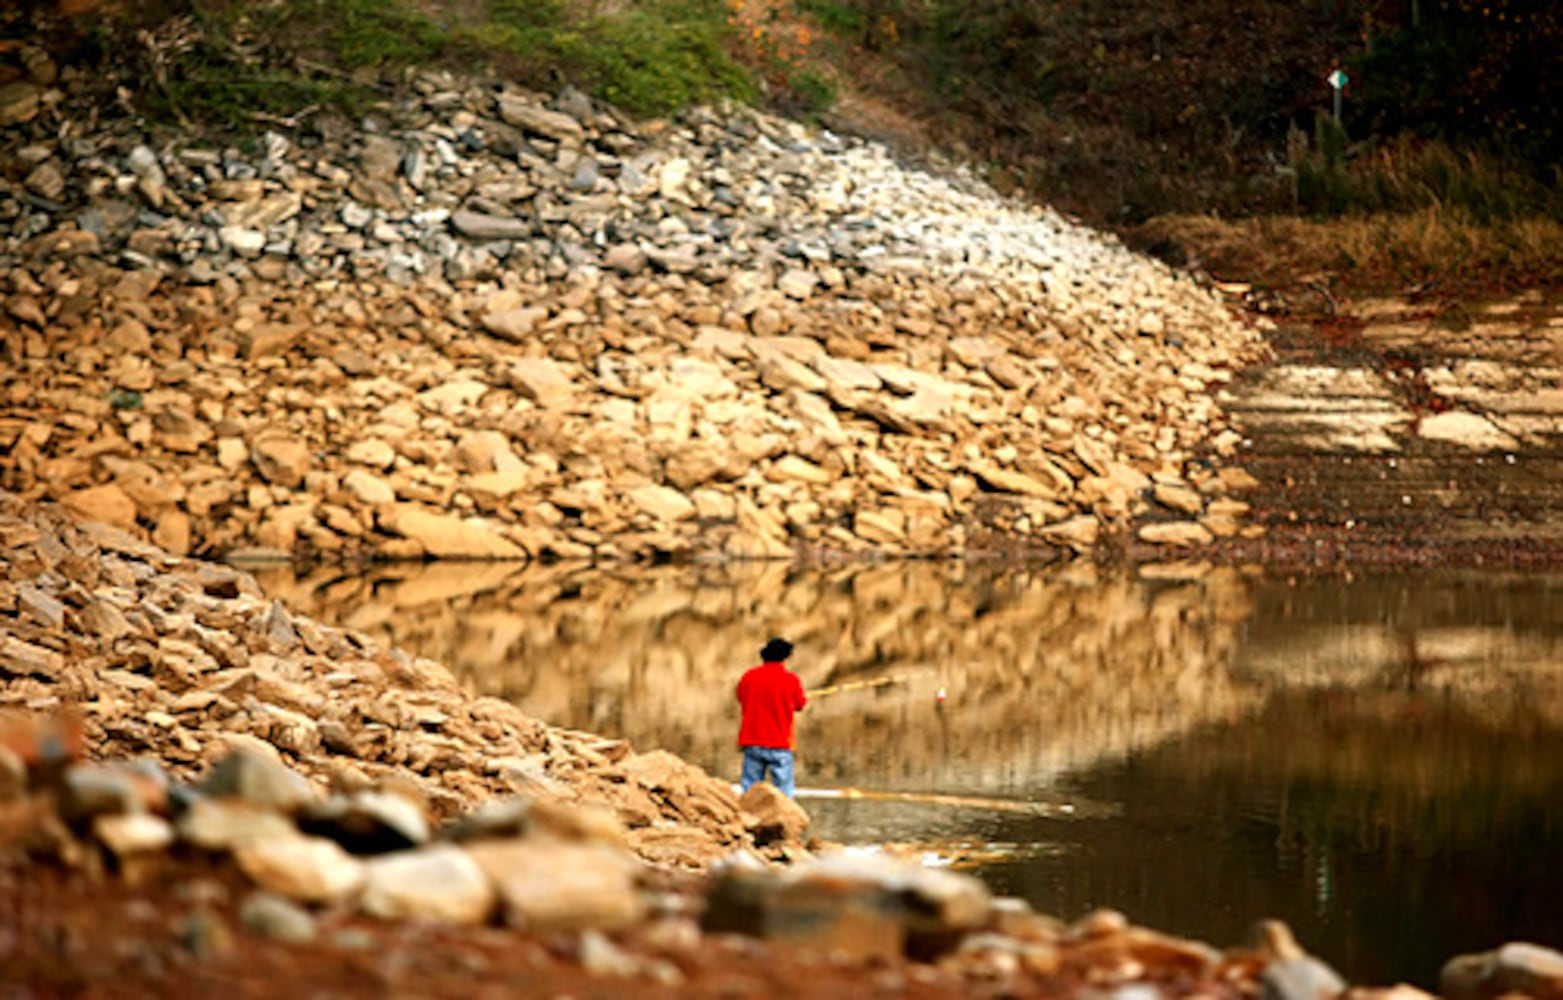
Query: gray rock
[[1256, 922, 1347, 1000], [450, 209, 533, 241], [568, 158, 600, 192], [239, 891, 319, 943], [199, 746, 317, 813], [1441, 942, 1563, 1000], [702, 851, 990, 962], [1263, 957, 1347, 1000], [300, 790, 430, 854], [60, 764, 147, 821], [497, 98, 586, 145]]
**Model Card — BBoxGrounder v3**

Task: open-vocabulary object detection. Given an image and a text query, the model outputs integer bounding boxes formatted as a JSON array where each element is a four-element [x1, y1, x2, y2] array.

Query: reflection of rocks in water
[[1234, 573, 1563, 725], [1168, 688, 1563, 815], [254, 562, 1262, 794]]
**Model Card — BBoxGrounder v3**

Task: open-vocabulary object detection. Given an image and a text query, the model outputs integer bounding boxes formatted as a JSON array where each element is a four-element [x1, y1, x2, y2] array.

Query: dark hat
[[760, 637, 793, 662]]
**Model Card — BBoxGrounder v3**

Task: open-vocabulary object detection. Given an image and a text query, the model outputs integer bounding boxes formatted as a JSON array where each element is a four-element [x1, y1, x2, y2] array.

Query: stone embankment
[[1, 47, 1269, 564], [7, 492, 1563, 998]]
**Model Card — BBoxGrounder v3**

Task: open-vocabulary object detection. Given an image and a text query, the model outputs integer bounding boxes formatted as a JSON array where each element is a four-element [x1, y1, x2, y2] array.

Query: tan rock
[[1, 636, 65, 679], [379, 504, 526, 560], [0, 82, 42, 127], [418, 379, 491, 414], [343, 469, 397, 506], [250, 434, 311, 489], [767, 455, 833, 485], [626, 485, 696, 523], [814, 356, 881, 394], [5, 294, 46, 328], [360, 845, 496, 925], [854, 508, 905, 544], [234, 834, 366, 904], [1138, 521, 1214, 547], [60, 485, 138, 530], [755, 351, 825, 394], [665, 442, 740, 491], [1417, 410, 1520, 452], [1153, 481, 1204, 515], [241, 323, 306, 360], [738, 782, 810, 845], [450, 431, 524, 474], [481, 306, 549, 342], [216, 438, 249, 471], [506, 358, 576, 408], [152, 511, 191, 555], [466, 839, 646, 933], [346, 438, 397, 470], [464, 471, 532, 508], [93, 813, 175, 859], [1440, 942, 1563, 1000]]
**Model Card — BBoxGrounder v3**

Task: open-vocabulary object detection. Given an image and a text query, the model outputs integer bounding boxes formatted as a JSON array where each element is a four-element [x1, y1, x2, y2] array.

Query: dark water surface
[[256, 562, 1563, 987]]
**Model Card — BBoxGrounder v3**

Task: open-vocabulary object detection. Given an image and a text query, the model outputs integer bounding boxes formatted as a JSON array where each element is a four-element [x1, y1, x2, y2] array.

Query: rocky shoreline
[[3, 47, 1270, 566], [6, 491, 1563, 998]]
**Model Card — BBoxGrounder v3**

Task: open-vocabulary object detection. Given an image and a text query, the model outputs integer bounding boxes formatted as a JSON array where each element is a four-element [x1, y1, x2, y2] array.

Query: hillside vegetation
[[4, 0, 1559, 298]]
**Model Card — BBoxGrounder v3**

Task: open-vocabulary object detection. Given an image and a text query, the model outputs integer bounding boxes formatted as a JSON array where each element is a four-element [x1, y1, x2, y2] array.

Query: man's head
[[760, 637, 793, 663]]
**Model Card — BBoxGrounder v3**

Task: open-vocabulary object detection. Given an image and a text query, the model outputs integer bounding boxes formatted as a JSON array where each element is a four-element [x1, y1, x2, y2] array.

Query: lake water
[[254, 560, 1563, 988]]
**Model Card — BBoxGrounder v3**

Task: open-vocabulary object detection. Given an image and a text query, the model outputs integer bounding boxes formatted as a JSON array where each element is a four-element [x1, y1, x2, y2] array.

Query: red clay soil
[[0, 861, 956, 1000], [0, 857, 1256, 1000]]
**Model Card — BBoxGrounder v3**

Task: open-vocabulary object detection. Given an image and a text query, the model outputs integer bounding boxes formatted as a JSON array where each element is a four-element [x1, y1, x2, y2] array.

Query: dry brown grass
[[1140, 209, 1563, 296]]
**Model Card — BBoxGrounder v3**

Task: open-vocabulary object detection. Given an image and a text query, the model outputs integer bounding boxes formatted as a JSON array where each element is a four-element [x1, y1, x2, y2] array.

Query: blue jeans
[[740, 746, 796, 798]]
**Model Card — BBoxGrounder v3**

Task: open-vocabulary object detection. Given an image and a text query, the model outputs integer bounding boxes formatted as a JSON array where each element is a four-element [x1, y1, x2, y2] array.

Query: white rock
[[1417, 410, 1520, 451], [234, 834, 366, 904], [360, 845, 495, 924]]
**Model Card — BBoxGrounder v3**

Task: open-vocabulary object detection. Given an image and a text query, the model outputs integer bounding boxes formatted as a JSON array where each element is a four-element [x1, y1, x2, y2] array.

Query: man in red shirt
[[736, 637, 808, 798]]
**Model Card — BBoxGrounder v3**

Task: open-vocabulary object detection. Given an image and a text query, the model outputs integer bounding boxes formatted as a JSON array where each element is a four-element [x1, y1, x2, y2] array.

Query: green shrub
[[787, 70, 836, 114], [794, 0, 865, 35], [64, 0, 757, 129], [457, 0, 756, 116]]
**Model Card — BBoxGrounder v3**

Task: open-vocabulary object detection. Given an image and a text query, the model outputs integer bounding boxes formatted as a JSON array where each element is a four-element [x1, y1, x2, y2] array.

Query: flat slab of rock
[[378, 505, 525, 559]]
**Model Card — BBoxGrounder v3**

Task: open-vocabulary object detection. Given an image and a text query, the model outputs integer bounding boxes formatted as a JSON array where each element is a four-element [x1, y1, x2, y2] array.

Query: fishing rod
[[807, 674, 912, 698], [807, 670, 952, 707], [793, 786, 1103, 819]]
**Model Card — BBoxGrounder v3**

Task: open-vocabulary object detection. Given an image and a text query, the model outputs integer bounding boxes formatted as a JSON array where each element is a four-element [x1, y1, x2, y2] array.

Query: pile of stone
[[1, 42, 1270, 564], [0, 711, 960, 980]]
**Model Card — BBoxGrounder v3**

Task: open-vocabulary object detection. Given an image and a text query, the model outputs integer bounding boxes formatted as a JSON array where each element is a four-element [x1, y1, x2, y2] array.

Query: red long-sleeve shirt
[[736, 661, 807, 750]]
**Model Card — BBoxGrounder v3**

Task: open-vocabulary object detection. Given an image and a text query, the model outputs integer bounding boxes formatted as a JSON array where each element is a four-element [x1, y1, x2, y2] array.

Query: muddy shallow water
[[255, 560, 1563, 988]]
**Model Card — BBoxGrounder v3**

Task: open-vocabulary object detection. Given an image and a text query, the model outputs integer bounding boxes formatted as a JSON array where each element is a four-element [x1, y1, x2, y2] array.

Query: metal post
[[1327, 68, 1349, 124]]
